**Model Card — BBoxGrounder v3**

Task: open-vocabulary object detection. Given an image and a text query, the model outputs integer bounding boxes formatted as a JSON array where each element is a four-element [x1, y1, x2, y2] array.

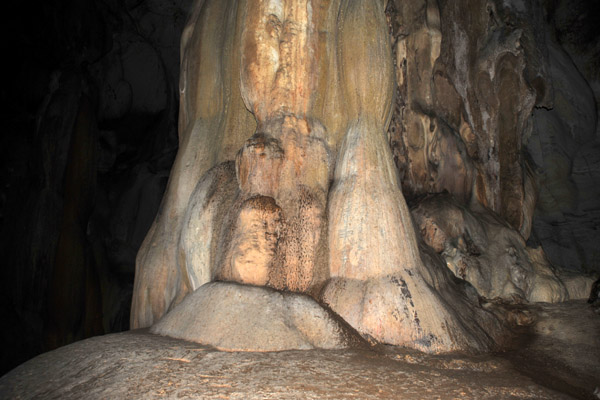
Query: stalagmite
[[131, 0, 596, 353]]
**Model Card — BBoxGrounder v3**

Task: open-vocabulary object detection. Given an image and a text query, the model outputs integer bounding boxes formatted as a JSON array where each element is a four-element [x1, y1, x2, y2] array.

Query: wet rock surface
[[2, 301, 598, 399]]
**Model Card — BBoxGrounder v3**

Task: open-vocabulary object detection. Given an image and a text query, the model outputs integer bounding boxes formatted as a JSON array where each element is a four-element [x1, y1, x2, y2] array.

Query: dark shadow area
[[0, 0, 190, 375]]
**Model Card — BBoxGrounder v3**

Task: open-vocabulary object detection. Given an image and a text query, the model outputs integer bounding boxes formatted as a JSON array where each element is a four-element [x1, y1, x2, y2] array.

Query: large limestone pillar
[[132, 0, 507, 353]]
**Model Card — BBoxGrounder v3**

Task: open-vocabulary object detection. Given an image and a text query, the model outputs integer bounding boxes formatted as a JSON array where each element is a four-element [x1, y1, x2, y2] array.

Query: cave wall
[[385, 0, 599, 276], [527, 0, 600, 273], [0, 0, 191, 374]]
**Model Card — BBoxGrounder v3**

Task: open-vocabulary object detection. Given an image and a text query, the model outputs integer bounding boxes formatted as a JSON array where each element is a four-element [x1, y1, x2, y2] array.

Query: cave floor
[[1, 301, 598, 399]]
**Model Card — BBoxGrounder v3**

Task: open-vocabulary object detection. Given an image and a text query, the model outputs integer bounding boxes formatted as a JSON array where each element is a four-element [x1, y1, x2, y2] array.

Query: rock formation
[[3, 0, 600, 380], [410, 193, 592, 303], [150, 282, 359, 351], [384, 0, 598, 301], [386, 0, 600, 278], [130, 0, 598, 353]]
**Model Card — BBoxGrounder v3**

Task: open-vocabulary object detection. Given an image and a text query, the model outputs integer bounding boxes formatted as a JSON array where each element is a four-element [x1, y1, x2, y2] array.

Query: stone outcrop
[[151, 281, 358, 351]]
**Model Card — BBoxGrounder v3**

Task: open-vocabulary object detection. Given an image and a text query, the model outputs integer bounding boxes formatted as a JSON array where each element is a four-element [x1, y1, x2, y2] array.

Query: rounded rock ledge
[[150, 281, 361, 351]]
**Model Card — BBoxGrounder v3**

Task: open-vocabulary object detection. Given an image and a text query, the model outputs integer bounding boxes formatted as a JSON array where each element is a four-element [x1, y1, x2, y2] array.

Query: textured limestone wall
[[387, 0, 539, 236], [386, 0, 600, 275], [411, 193, 594, 303]]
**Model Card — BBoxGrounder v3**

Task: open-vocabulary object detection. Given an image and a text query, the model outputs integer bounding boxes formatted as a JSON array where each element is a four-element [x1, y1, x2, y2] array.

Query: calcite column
[[322, 0, 503, 353], [132, 0, 507, 353], [223, 0, 331, 293]]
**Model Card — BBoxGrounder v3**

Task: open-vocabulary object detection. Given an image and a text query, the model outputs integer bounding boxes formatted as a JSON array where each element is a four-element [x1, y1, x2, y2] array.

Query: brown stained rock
[[235, 134, 284, 198], [133, 0, 334, 317], [257, 117, 331, 293], [217, 196, 282, 287], [240, 0, 317, 122], [270, 187, 327, 293], [229, 116, 331, 293], [130, 0, 397, 327], [235, 0, 331, 293], [386, 0, 537, 235]]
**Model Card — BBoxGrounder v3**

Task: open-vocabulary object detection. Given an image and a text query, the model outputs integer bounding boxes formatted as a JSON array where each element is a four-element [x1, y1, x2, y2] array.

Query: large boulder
[[150, 282, 359, 351]]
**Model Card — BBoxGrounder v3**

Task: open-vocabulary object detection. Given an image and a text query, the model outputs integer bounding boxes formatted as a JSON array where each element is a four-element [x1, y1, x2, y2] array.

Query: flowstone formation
[[411, 193, 592, 303], [133, 0, 595, 353]]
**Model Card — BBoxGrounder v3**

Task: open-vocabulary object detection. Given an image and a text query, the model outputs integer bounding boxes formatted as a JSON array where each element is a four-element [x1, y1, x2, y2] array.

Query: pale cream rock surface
[[150, 281, 355, 351], [178, 162, 239, 291]]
